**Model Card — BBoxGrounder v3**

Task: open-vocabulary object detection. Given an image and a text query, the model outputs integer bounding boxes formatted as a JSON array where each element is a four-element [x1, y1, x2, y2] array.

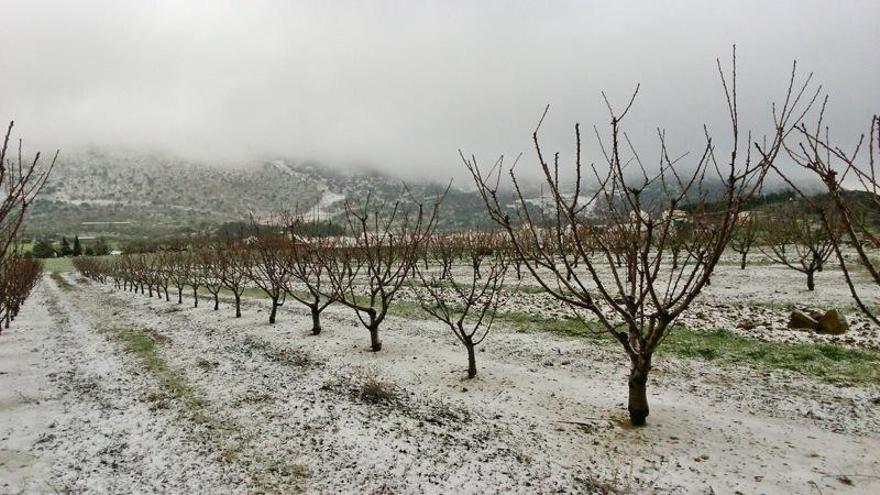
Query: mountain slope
[[27, 149, 487, 237]]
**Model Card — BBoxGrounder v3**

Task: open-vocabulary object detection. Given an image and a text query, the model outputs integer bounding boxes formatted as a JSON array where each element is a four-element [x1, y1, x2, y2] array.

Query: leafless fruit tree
[[319, 191, 443, 351], [214, 239, 249, 318], [155, 253, 172, 301], [0, 122, 56, 260], [247, 232, 291, 324], [776, 107, 880, 323], [463, 51, 817, 426], [278, 217, 334, 335], [415, 232, 510, 378], [200, 248, 226, 311], [168, 252, 192, 304], [758, 201, 835, 291], [0, 121, 55, 329], [729, 213, 759, 270], [0, 256, 43, 331], [185, 251, 205, 307]]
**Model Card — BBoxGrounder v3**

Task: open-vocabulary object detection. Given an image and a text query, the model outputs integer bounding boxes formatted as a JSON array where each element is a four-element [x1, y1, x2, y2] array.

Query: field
[[1, 252, 878, 494]]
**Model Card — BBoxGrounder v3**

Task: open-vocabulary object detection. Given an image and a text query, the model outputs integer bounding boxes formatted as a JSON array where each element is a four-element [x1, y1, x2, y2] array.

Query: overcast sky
[[2, 0, 878, 182]]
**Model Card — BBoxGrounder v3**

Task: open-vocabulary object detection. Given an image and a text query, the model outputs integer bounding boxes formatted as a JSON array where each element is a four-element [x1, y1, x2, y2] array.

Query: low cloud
[[2, 0, 877, 183]]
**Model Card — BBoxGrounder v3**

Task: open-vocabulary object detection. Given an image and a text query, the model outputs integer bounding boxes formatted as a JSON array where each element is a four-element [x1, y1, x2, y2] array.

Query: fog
[[2, 0, 878, 183]]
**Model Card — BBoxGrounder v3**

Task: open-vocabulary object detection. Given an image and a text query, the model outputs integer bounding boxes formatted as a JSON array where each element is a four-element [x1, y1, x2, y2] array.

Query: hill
[[26, 149, 498, 239]]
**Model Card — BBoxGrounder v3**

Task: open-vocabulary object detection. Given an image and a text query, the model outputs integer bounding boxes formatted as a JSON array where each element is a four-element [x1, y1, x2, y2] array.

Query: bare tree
[[153, 253, 171, 301], [247, 232, 290, 324], [0, 256, 43, 331], [729, 213, 759, 270], [319, 191, 443, 351], [415, 232, 510, 378], [758, 201, 835, 291], [427, 234, 462, 281], [463, 50, 817, 426], [0, 121, 56, 328], [0, 122, 57, 261], [168, 253, 190, 304], [200, 248, 226, 311], [776, 108, 880, 323], [215, 239, 248, 318], [278, 226, 334, 335], [464, 230, 497, 280], [185, 251, 205, 308]]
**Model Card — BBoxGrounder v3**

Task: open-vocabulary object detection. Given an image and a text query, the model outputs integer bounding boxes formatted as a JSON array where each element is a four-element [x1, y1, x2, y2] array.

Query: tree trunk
[[310, 305, 322, 335], [164, 287, 169, 301], [465, 341, 477, 378], [628, 355, 651, 426], [234, 294, 242, 318], [369, 324, 382, 352], [807, 270, 815, 291], [193, 287, 199, 308], [177, 287, 183, 304], [740, 251, 747, 270], [213, 293, 219, 311], [269, 297, 278, 324]]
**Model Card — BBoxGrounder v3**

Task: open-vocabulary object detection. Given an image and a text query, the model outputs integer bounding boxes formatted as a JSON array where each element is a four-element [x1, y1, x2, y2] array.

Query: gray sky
[[2, 0, 878, 182]]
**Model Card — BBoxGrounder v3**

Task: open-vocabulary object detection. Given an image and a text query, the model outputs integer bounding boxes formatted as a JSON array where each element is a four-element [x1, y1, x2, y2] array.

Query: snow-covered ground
[[388, 251, 880, 351], [1, 267, 878, 493]]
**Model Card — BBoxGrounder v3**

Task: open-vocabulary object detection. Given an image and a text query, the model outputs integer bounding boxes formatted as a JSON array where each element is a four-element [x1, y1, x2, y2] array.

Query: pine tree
[[73, 235, 82, 257], [32, 239, 56, 258], [60, 237, 73, 257]]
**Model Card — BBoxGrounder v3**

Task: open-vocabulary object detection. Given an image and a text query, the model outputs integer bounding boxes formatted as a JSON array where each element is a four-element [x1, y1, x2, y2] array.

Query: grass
[[516, 285, 548, 295], [42, 257, 74, 274], [41, 254, 118, 274], [505, 313, 880, 386], [113, 328, 206, 410], [660, 328, 880, 386]]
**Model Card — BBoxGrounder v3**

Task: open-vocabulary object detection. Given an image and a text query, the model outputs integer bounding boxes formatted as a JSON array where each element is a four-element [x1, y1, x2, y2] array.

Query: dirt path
[[2, 274, 878, 493]]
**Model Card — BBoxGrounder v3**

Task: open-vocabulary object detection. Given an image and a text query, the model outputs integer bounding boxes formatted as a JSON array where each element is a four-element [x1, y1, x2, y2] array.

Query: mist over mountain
[[26, 148, 494, 237], [25, 147, 826, 239]]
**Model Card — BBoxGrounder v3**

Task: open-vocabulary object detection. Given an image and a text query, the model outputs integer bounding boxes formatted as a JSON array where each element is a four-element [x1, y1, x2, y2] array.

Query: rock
[[787, 310, 819, 331], [817, 309, 848, 335], [807, 309, 825, 321]]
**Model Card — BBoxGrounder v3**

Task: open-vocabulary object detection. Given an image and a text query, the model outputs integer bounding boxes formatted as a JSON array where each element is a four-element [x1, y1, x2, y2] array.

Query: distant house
[[110, 250, 123, 256]]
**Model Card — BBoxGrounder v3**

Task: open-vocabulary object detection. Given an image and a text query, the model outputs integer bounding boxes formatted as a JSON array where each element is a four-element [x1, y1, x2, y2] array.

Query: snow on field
[[1, 267, 879, 493]]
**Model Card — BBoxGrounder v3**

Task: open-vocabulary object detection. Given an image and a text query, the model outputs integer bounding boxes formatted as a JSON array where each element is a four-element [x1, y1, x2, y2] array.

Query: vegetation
[[62, 55, 880, 432], [0, 121, 55, 330], [660, 328, 880, 386], [464, 50, 819, 426], [415, 231, 510, 378], [776, 108, 880, 326]]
